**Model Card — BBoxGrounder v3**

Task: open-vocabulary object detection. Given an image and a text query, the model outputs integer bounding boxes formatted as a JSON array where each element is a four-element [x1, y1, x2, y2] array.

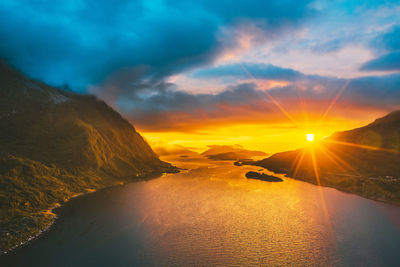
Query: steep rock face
[[0, 62, 174, 252], [0, 62, 170, 176]]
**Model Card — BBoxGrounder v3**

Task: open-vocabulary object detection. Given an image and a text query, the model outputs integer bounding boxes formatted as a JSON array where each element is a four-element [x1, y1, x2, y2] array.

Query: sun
[[306, 133, 315, 142]]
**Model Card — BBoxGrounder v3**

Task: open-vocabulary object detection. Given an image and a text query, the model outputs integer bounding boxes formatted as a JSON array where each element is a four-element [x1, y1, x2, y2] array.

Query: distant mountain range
[[201, 145, 267, 161], [0, 62, 175, 252], [154, 144, 200, 157], [252, 111, 400, 204]]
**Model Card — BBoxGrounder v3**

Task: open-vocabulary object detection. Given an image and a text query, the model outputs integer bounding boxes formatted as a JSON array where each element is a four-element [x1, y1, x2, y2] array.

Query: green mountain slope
[[0, 63, 175, 252]]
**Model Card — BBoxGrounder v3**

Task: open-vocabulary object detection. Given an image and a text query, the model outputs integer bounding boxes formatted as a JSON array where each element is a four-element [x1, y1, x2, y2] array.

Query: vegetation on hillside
[[0, 63, 176, 252]]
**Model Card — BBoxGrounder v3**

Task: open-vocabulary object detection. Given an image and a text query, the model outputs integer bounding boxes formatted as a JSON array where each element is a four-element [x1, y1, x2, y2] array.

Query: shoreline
[[0, 169, 178, 256], [3, 158, 399, 256], [250, 164, 400, 207], [0, 188, 100, 256], [0, 211, 57, 256]]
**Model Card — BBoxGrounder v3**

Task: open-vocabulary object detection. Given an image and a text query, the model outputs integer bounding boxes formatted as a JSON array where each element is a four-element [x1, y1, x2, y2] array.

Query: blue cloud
[[360, 52, 400, 71], [361, 25, 400, 71], [192, 63, 304, 81], [371, 25, 400, 51], [0, 0, 313, 91]]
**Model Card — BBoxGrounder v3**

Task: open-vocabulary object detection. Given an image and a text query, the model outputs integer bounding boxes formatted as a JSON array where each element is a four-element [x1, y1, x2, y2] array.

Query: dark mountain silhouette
[[329, 110, 400, 151], [253, 111, 400, 204], [0, 62, 175, 252]]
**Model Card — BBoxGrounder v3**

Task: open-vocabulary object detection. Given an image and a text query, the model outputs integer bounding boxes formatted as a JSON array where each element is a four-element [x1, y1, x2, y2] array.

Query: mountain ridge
[[0, 62, 176, 253], [328, 110, 400, 151], [249, 111, 400, 204]]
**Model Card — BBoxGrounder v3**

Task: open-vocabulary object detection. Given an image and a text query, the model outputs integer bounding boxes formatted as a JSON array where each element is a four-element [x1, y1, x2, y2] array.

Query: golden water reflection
[[4, 156, 400, 266], [117, 156, 379, 266]]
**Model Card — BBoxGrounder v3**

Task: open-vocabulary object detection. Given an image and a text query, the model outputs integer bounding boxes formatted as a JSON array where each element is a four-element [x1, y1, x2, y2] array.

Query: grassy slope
[[0, 63, 175, 252]]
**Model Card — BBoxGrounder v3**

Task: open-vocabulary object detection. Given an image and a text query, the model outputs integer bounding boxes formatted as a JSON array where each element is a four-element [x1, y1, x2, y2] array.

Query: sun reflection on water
[[127, 157, 339, 265]]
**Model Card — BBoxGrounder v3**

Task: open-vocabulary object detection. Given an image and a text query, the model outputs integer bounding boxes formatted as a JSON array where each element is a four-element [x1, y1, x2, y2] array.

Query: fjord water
[[2, 158, 400, 266]]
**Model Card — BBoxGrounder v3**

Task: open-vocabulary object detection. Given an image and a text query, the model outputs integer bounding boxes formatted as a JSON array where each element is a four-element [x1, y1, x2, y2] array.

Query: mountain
[[0, 62, 176, 253], [201, 145, 267, 160], [253, 111, 400, 204], [154, 144, 199, 157], [329, 110, 400, 151]]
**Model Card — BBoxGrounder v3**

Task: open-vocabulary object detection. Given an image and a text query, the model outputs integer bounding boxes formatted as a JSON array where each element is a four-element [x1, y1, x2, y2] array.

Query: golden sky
[[141, 108, 385, 154]]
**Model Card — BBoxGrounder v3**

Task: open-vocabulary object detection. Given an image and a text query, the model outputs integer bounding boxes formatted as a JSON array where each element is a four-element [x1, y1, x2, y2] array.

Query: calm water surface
[[2, 157, 400, 266]]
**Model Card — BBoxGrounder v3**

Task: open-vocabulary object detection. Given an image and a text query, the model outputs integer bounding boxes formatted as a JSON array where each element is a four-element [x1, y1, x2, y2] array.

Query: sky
[[1, 0, 400, 153]]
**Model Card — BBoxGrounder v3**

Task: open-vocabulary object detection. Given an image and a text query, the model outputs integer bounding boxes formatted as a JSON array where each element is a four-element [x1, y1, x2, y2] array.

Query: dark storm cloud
[[361, 25, 400, 71], [0, 0, 314, 91]]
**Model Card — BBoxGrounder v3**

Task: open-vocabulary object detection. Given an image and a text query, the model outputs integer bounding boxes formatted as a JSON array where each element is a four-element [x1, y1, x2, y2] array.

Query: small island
[[245, 171, 283, 182]]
